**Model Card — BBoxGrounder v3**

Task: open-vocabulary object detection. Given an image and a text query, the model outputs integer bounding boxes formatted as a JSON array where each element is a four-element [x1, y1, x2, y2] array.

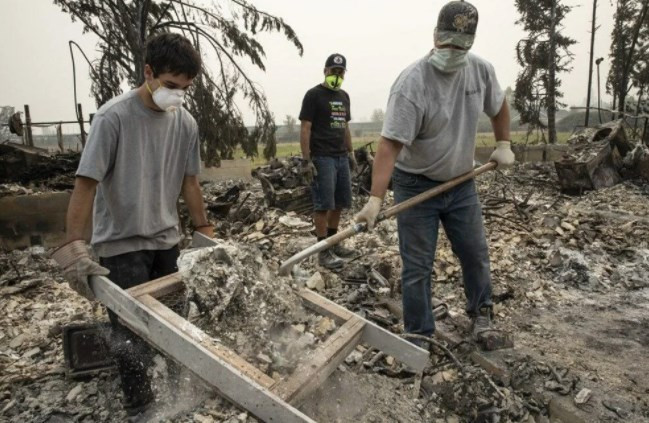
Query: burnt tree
[[54, 0, 303, 165]]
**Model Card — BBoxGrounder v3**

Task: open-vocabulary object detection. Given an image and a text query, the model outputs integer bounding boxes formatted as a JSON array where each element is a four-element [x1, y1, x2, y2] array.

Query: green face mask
[[325, 74, 344, 90]]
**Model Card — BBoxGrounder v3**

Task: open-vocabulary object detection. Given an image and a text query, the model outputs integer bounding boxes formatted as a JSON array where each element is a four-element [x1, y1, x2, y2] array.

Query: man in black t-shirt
[[299, 53, 357, 269]]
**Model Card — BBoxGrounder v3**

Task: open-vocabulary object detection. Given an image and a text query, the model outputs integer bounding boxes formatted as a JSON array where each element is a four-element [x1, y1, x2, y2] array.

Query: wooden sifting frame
[[90, 238, 428, 422]]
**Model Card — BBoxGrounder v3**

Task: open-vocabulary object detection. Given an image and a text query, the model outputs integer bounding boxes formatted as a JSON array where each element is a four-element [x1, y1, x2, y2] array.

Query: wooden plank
[[127, 272, 184, 299], [91, 276, 315, 423], [298, 288, 354, 323], [273, 318, 365, 405], [138, 294, 275, 390], [299, 289, 429, 372]]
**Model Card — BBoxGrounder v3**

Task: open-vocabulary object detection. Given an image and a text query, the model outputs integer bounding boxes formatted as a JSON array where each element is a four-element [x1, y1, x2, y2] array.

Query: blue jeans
[[393, 168, 493, 337], [311, 155, 352, 211]]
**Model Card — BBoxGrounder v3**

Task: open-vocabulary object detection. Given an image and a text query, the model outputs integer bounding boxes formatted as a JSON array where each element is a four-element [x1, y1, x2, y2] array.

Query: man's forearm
[[345, 127, 353, 152], [491, 99, 511, 141], [370, 137, 403, 199], [300, 127, 311, 159], [182, 176, 209, 227], [65, 177, 98, 243]]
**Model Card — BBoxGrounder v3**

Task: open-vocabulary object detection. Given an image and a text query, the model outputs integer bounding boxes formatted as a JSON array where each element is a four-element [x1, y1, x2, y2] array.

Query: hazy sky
[[0, 0, 616, 128]]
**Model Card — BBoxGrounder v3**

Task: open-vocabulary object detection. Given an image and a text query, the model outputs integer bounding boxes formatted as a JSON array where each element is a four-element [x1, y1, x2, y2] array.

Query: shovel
[[278, 161, 497, 275]]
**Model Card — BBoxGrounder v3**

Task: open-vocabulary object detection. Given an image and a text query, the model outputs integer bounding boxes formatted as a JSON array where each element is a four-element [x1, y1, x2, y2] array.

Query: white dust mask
[[147, 80, 185, 112]]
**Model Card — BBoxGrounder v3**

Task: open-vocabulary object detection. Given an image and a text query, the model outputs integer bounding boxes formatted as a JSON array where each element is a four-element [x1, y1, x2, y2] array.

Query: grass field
[[237, 131, 572, 166]]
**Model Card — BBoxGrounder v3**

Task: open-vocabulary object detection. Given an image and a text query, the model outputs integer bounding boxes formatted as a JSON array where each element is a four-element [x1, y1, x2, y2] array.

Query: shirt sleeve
[[345, 91, 352, 122], [76, 114, 118, 182], [298, 90, 315, 122], [381, 93, 423, 146], [185, 121, 201, 176], [483, 63, 505, 118]]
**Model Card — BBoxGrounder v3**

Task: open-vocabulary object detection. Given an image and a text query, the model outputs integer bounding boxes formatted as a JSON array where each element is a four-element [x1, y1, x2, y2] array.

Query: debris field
[[1, 123, 649, 422]]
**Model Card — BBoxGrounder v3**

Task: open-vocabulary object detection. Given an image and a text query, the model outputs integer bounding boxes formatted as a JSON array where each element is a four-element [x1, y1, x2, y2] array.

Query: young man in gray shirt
[[52, 33, 213, 417], [355, 1, 514, 346]]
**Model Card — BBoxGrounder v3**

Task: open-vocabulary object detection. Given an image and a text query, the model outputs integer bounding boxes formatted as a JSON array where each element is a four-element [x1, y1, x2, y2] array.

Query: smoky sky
[[0, 0, 616, 129]]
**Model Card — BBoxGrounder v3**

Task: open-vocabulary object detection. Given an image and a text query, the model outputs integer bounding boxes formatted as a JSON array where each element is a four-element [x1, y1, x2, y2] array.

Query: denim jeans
[[99, 246, 179, 411], [311, 155, 352, 211], [392, 168, 493, 337]]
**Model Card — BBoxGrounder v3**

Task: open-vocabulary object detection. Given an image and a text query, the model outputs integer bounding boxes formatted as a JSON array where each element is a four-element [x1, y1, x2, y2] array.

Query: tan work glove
[[301, 159, 318, 184], [355, 196, 382, 230], [348, 152, 358, 172], [489, 141, 515, 169], [51, 240, 110, 301]]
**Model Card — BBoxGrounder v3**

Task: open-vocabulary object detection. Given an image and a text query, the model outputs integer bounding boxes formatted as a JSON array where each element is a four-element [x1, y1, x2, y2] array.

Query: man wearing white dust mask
[[356, 1, 515, 349], [52, 33, 213, 419]]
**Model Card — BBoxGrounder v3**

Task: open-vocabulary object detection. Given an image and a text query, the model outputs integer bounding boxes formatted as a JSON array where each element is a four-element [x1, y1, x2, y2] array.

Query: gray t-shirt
[[76, 90, 201, 257], [382, 51, 505, 181]]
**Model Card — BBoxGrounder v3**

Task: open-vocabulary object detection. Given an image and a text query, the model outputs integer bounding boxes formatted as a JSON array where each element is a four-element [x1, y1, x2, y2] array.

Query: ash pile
[[3, 133, 649, 422], [178, 241, 331, 378]]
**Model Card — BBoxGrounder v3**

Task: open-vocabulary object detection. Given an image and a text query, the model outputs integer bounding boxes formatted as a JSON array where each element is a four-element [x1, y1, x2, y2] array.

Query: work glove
[[301, 159, 318, 185], [51, 240, 109, 301], [354, 196, 383, 230], [489, 141, 515, 169], [194, 224, 215, 238], [348, 152, 358, 172]]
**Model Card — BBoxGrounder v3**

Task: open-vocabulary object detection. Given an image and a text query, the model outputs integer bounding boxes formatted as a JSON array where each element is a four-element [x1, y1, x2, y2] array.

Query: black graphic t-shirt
[[299, 84, 352, 157]]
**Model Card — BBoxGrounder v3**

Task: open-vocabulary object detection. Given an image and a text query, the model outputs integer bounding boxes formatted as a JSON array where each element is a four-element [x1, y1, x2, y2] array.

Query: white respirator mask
[[147, 80, 185, 112]]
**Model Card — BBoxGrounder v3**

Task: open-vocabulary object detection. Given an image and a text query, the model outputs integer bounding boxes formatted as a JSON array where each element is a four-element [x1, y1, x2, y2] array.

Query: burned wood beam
[[554, 120, 634, 193]]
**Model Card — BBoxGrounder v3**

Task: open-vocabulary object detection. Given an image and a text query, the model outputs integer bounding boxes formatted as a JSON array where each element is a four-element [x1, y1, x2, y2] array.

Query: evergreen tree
[[514, 0, 575, 144], [608, 0, 649, 116]]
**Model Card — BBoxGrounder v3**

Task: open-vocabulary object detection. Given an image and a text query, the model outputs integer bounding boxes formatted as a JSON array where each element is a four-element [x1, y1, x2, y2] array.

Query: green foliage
[[53, 0, 303, 165], [608, 0, 636, 102]]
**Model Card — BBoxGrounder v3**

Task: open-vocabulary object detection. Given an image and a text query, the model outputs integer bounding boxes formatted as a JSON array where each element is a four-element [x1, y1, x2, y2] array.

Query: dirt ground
[[2, 160, 649, 422]]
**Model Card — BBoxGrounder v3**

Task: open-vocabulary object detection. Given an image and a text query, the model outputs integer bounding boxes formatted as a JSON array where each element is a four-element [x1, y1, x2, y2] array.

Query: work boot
[[471, 307, 514, 350], [318, 249, 344, 270], [332, 242, 355, 258], [471, 307, 493, 339]]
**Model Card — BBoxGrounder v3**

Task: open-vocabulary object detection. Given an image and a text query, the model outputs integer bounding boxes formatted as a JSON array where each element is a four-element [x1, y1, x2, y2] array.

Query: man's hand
[[51, 240, 110, 301], [301, 159, 318, 184], [355, 196, 382, 230], [489, 141, 515, 169], [348, 152, 358, 172]]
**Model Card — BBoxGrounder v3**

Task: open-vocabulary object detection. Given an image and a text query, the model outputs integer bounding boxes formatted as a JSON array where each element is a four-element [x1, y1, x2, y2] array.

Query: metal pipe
[[1, 120, 91, 126]]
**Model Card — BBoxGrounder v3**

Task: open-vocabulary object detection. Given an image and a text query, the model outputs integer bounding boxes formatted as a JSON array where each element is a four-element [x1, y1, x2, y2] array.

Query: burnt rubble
[[0, 142, 79, 190], [1, 138, 649, 422], [554, 120, 646, 194]]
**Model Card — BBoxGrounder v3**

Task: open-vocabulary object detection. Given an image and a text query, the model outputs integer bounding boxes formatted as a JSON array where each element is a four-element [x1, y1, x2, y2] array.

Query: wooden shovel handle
[[278, 161, 497, 275], [378, 161, 497, 221]]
